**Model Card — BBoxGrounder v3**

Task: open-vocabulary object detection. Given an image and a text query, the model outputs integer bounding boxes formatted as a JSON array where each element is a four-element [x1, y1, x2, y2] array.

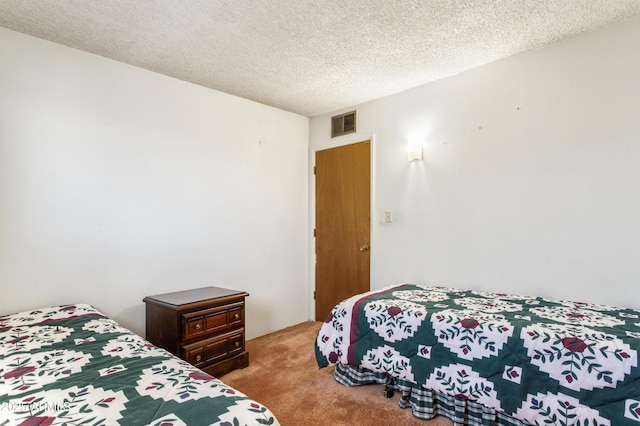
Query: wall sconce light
[[408, 147, 423, 161]]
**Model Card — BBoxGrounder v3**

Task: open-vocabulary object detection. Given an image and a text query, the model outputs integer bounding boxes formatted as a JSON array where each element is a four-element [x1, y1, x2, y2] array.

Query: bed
[[315, 284, 640, 425], [0, 304, 278, 425]]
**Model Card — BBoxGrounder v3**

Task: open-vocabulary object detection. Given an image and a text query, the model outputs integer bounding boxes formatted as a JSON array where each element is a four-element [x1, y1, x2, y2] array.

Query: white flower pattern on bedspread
[[0, 349, 91, 395], [102, 334, 170, 359], [149, 415, 188, 426], [453, 296, 524, 313], [364, 299, 427, 343], [392, 288, 453, 303], [316, 286, 406, 364], [431, 309, 514, 360], [0, 325, 73, 352], [315, 298, 356, 365], [361, 345, 414, 382], [217, 398, 280, 426], [0, 305, 100, 327], [530, 305, 625, 327], [471, 290, 538, 302], [83, 318, 132, 335], [522, 322, 636, 391], [514, 392, 610, 425], [138, 359, 227, 402], [426, 363, 501, 411]]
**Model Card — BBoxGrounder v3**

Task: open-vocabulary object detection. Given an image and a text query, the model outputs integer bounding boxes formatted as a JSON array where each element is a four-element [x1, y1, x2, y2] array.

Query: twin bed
[[0, 304, 278, 425], [315, 284, 640, 425]]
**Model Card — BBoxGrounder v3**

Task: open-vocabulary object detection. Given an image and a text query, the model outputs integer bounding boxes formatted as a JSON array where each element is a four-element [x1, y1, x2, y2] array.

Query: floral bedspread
[[0, 304, 278, 425], [315, 284, 640, 425]]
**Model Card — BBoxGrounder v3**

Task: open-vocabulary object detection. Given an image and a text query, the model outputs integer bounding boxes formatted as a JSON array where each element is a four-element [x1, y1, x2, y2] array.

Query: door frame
[[308, 134, 376, 321]]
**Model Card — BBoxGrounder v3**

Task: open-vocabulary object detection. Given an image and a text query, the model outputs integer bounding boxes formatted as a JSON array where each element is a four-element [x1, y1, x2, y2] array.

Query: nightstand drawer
[[183, 329, 245, 368], [182, 302, 244, 340]]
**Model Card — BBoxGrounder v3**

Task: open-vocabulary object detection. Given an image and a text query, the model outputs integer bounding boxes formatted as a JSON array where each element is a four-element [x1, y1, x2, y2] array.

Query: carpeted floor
[[221, 321, 453, 426]]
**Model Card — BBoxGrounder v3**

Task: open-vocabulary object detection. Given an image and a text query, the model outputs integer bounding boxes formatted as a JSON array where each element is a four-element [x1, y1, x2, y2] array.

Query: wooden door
[[315, 141, 371, 321]]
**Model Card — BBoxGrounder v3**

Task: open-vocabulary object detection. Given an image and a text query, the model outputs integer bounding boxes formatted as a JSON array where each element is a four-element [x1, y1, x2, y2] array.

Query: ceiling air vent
[[331, 110, 356, 138]]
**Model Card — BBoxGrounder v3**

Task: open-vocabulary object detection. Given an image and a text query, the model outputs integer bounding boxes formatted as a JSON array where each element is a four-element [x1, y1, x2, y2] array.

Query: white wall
[[0, 28, 309, 338], [310, 17, 640, 311]]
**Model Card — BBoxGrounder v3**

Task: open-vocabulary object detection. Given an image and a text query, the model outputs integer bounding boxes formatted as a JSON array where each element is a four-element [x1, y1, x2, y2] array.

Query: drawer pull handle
[[234, 313, 240, 320], [234, 341, 240, 348], [194, 323, 201, 330], [195, 354, 202, 362]]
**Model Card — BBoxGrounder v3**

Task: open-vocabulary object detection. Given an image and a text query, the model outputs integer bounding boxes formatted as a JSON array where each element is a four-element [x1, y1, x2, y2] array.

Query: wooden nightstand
[[143, 286, 249, 377]]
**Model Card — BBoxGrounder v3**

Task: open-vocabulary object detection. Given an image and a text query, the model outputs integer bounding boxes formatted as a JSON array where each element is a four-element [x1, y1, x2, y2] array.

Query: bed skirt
[[335, 363, 525, 426]]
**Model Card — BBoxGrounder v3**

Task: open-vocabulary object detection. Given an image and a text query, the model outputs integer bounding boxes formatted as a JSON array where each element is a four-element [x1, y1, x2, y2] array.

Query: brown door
[[315, 141, 371, 321]]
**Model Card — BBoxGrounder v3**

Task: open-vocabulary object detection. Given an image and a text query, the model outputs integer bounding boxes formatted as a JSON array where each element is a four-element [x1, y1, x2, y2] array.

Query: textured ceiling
[[1, 1, 640, 117]]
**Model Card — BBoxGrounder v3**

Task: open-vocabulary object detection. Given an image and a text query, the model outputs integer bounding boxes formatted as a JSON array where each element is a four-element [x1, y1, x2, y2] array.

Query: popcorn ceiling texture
[[1, 0, 639, 117]]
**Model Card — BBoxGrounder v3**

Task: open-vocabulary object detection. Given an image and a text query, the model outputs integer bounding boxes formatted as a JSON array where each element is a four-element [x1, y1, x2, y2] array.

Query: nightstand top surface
[[143, 286, 248, 307]]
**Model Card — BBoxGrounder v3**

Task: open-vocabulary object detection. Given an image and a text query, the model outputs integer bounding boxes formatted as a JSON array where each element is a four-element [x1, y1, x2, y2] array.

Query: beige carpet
[[221, 321, 453, 426]]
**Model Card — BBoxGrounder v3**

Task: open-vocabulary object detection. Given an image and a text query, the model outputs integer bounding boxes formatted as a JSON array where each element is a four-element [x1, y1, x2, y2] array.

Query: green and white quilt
[[0, 304, 278, 425], [315, 284, 640, 425]]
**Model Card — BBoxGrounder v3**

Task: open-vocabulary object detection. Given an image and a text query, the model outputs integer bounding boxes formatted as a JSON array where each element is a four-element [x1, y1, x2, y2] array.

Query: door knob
[[359, 244, 369, 252]]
